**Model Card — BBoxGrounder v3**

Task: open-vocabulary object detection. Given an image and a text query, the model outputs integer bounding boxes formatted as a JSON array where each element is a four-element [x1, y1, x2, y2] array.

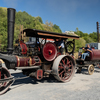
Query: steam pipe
[[7, 8, 16, 54]]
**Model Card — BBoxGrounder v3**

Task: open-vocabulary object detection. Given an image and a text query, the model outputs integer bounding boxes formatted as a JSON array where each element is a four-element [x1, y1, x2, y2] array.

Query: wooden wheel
[[88, 65, 94, 75]]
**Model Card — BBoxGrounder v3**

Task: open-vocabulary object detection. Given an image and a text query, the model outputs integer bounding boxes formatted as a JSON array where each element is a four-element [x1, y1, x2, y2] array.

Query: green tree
[[89, 32, 97, 42], [75, 28, 84, 37], [0, 7, 63, 51], [35, 16, 43, 24], [83, 36, 94, 43], [75, 38, 86, 52], [53, 24, 62, 33]]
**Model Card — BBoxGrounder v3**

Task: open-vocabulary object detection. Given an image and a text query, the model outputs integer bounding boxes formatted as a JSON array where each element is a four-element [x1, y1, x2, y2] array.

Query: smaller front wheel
[[88, 65, 94, 75]]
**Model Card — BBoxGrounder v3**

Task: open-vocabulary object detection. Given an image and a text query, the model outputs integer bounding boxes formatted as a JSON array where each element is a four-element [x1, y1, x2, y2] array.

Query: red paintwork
[[57, 52, 61, 56], [20, 41, 27, 55], [19, 57, 29, 67], [0, 69, 1, 79], [36, 69, 43, 80], [43, 42, 57, 61], [16, 56, 41, 67], [38, 47, 40, 51], [16, 57, 30, 67], [86, 49, 100, 61]]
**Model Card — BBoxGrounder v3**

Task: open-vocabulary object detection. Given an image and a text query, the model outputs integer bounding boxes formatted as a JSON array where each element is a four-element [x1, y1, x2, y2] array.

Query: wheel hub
[[64, 65, 68, 70]]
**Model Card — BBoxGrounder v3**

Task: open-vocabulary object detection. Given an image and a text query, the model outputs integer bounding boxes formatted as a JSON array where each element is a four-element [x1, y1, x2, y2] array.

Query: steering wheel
[[65, 41, 75, 54]]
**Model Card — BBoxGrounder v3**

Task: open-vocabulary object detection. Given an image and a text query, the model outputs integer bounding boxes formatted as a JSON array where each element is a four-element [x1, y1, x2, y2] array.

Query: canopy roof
[[21, 29, 79, 39]]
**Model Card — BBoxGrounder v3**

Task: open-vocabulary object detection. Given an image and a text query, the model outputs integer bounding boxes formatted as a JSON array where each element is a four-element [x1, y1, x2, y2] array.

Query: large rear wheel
[[52, 55, 75, 82]]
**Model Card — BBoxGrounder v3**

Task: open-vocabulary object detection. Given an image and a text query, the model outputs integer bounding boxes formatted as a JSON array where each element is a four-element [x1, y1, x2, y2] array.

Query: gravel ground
[[0, 67, 100, 100]]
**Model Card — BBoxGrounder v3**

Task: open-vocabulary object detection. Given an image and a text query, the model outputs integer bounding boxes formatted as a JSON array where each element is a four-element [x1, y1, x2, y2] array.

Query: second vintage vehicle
[[76, 43, 100, 75]]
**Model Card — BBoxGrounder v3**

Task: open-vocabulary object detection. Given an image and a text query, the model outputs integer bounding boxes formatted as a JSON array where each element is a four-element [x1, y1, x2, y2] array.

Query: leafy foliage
[[89, 32, 97, 42], [0, 7, 62, 51], [74, 28, 98, 52], [0, 7, 98, 52], [75, 38, 86, 52], [75, 28, 97, 43]]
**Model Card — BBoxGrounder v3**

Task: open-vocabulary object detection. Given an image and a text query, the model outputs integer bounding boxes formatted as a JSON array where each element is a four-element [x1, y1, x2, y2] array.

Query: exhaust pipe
[[7, 8, 16, 54]]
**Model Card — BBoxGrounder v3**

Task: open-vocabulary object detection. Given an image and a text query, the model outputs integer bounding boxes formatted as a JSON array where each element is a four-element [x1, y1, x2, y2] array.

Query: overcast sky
[[0, 0, 100, 34]]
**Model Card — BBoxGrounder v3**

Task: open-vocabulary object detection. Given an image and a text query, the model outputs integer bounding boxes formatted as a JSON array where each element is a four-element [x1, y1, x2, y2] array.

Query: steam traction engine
[[0, 8, 79, 94]]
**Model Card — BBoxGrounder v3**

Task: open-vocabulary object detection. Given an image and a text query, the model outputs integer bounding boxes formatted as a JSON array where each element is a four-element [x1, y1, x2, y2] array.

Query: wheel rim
[[0, 67, 13, 95], [88, 65, 94, 75], [52, 55, 75, 82], [58, 57, 73, 81]]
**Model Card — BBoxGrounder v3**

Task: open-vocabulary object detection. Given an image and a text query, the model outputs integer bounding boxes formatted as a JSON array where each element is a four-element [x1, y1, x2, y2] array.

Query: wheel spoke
[[64, 72, 71, 79], [59, 70, 64, 76], [64, 73, 67, 78], [59, 62, 63, 66], [66, 59, 71, 65], [68, 69, 71, 72], [59, 65, 64, 69], [62, 59, 65, 65], [68, 64, 72, 68], [67, 61, 71, 65]]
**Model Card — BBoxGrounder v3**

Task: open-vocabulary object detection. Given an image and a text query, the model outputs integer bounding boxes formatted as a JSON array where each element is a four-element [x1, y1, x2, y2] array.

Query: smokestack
[[7, 8, 16, 54], [97, 22, 100, 43]]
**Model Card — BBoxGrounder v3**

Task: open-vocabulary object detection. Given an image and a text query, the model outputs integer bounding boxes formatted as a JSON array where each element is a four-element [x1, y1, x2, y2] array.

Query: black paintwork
[[21, 29, 79, 39], [7, 8, 16, 54], [0, 53, 17, 69]]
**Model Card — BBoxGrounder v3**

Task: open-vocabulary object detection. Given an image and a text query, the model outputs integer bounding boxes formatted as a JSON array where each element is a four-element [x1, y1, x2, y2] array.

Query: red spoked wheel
[[0, 67, 13, 95], [52, 55, 75, 82]]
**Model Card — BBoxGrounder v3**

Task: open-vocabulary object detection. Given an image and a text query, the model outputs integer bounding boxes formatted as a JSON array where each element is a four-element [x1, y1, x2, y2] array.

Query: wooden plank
[[38, 32, 79, 39]]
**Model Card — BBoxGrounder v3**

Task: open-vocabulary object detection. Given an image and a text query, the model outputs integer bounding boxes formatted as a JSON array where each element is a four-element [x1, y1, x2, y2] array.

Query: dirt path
[[0, 67, 100, 100]]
